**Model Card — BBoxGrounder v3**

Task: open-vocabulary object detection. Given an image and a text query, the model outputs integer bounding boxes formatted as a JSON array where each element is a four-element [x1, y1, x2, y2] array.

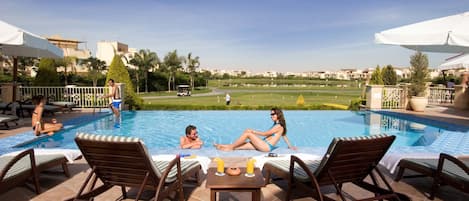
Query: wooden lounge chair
[[0, 149, 70, 194], [263, 134, 407, 201], [71, 133, 201, 201], [395, 153, 469, 199]]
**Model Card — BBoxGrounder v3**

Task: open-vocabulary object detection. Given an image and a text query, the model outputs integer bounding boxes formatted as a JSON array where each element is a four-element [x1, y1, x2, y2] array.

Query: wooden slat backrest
[[314, 135, 395, 185], [75, 133, 162, 188]]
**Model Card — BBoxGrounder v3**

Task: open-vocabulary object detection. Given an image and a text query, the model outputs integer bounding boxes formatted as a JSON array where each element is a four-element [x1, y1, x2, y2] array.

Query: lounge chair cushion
[[401, 158, 469, 183], [0, 114, 18, 123], [265, 160, 321, 182], [0, 154, 64, 180], [154, 160, 201, 183]]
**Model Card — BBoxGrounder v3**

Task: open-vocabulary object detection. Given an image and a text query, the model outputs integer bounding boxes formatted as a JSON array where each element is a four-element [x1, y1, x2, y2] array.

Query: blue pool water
[[15, 110, 466, 154]]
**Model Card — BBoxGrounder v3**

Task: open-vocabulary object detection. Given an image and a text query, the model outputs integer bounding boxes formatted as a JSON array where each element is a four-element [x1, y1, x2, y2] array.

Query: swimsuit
[[263, 122, 281, 151]]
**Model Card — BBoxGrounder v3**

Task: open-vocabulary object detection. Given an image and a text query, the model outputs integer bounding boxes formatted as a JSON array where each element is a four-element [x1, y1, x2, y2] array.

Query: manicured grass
[[142, 91, 360, 110], [138, 87, 211, 97]]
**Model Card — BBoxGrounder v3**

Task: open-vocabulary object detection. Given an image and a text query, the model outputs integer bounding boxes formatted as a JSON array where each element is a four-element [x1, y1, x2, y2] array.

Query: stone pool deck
[[0, 107, 468, 200]]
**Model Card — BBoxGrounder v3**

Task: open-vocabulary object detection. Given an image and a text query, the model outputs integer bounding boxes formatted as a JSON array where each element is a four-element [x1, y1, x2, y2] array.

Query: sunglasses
[[270, 113, 277, 116]]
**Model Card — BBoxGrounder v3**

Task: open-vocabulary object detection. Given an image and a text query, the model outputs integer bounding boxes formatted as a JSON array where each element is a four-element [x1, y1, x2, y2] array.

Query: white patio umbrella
[[375, 11, 469, 53], [440, 53, 469, 70], [0, 20, 63, 100]]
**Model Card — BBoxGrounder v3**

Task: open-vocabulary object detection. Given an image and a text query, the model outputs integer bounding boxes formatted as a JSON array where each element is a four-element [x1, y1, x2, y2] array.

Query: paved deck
[[1, 107, 468, 200]]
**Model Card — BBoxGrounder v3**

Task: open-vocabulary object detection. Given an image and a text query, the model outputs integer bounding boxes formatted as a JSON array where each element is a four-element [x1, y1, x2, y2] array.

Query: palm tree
[[83, 57, 107, 87], [162, 50, 184, 92], [185, 53, 200, 90], [129, 49, 159, 93], [55, 56, 76, 85]]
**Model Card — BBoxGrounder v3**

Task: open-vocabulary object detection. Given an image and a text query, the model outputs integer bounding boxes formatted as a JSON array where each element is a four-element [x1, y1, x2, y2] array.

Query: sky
[[1, 0, 468, 72]]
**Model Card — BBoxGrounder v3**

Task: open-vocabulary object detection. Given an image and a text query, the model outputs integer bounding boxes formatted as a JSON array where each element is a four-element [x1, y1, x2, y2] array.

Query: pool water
[[21, 110, 450, 152]]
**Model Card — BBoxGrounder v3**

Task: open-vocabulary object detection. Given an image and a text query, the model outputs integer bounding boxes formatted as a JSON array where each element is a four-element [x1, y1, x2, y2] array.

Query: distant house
[[47, 35, 92, 73], [96, 41, 137, 69]]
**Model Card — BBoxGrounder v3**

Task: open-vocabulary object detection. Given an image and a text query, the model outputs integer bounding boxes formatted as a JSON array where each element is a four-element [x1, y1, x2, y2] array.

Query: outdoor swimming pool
[[11, 110, 469, 157]]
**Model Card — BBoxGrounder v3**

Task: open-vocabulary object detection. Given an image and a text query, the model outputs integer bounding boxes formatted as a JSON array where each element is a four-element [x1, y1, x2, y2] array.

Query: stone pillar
[[453, 85, 469, 110], [366, 85, 383, 110], [1, 83, 15, 103]]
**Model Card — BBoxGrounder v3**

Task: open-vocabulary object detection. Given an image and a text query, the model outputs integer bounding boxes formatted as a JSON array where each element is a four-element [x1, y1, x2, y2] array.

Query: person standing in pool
[[101, 79, 121, 119], [214, 108, 297, 152], [180, 125, 203, 149]]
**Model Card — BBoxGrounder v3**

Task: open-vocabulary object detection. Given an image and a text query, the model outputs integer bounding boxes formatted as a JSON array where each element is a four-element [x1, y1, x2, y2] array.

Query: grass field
[[141, 90, 361, 110], [138, 87, 211, 97]]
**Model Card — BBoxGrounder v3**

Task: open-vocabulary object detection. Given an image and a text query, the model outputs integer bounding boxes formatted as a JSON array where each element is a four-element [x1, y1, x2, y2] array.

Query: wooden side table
[[206, 167, 265, 201]]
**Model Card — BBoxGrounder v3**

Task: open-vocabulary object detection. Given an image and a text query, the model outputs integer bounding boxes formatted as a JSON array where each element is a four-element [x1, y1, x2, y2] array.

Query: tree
[[0, 53, 11, 75], [382, 65, 397, 85], [409, 52, 429, 96], [185, 52, 200, 90], [162, 50, 184, 92], [34, 58, 60, 86], [106, 55, 142, 109], [83, 57, 107, 87], [370, 65, 384, 85], [55, 56, 76, 85], [129, 49, 159, 93]]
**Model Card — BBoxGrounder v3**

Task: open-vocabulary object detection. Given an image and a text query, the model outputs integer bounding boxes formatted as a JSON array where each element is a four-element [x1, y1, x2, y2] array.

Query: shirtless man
[[101, 79, 121, 118], [32, 95, 63, 136], [180, 125, 203, 149]]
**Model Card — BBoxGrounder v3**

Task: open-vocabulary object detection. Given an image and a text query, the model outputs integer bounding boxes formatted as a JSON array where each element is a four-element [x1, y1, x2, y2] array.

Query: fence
[[381, 86, 407, 109], [18, 86, 109, 108], [428, 87, 455, 105], [380, 86, 455, 109]]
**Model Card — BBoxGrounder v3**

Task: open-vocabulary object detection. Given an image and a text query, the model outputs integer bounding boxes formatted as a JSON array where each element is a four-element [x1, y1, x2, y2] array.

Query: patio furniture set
[[1, 134, 467, 200]]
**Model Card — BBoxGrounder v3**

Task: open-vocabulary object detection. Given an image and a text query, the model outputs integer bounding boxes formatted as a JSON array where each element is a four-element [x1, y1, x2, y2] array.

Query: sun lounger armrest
[[438, 153, 469, 175], [157, 156, 181, 188], [290, 155, 323, 200], [0, 149, 37, 180]]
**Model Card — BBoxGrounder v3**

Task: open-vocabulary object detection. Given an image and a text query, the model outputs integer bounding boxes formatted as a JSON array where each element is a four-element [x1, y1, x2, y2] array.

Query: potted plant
[[408, 51, 429, 112]]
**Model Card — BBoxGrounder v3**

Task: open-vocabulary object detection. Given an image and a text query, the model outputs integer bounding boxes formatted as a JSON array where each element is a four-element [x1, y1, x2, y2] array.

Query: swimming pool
[[13, 110, 469, 157]]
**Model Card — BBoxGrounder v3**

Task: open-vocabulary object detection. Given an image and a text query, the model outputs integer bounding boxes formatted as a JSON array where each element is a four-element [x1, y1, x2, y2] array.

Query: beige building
[[96, 41, 137, 68], [47, 35, 91, 74]]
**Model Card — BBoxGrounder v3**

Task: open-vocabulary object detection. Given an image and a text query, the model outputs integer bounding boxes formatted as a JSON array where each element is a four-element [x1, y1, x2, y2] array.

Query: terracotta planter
[[409, 96, 428, 112]]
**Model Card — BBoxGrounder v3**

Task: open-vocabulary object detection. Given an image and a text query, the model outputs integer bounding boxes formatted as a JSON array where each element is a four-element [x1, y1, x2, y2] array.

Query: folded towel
[[3, 148, 82, 163], [253, 153, 322, 170], [379, 151, 440, 174], [152, 154, 211, 174]]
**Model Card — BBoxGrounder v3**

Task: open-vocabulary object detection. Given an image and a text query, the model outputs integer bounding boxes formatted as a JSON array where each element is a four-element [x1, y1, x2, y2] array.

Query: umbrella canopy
[[0, 20, 63, 58], [0, 20, 63, 102], [375, 11, 469, 53], [440, 53, 469, 70]]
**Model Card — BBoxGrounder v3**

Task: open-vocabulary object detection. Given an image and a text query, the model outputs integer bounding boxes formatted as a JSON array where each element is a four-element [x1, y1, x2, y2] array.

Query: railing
[[381, 86, 406, 109], [18, 86, 109, 108], [428, 87, 455, 105]]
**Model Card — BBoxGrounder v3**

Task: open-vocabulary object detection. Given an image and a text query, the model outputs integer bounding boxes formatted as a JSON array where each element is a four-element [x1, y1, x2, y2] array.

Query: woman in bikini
[[31, 95, 63, 136], [214, 108, 296, 152]]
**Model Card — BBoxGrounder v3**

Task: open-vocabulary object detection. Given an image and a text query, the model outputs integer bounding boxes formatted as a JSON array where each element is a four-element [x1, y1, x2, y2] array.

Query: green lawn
[[142, 90, 361, 110], [138, 87, 211, 97]]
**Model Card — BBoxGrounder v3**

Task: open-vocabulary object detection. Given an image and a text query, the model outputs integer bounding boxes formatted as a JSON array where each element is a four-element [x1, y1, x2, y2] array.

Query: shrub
[[34, 58, 60, 86], [296, 94, 305, 106], [409, 52, 429, 96], [106, 55, 142, 109], [382, 65, 397, 85], [370, 66, 384, 85]]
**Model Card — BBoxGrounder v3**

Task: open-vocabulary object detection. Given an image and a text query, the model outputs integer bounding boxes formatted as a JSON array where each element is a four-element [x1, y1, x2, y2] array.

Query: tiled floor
[[1, 106, 468, 200], [0, 157, 468, 201]]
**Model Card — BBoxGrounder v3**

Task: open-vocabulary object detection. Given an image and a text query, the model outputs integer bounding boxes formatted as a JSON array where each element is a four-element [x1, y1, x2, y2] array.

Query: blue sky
[[1, 0, 468, 72]]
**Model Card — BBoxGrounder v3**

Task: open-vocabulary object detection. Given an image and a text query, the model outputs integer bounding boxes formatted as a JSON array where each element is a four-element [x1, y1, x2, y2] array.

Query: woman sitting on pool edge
[[32, 95, 63, 136], [214, 108, 297, 152]]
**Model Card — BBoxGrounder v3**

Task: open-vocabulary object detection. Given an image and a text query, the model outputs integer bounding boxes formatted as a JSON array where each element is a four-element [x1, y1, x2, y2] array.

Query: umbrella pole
[[12, 56, 18, 102]]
